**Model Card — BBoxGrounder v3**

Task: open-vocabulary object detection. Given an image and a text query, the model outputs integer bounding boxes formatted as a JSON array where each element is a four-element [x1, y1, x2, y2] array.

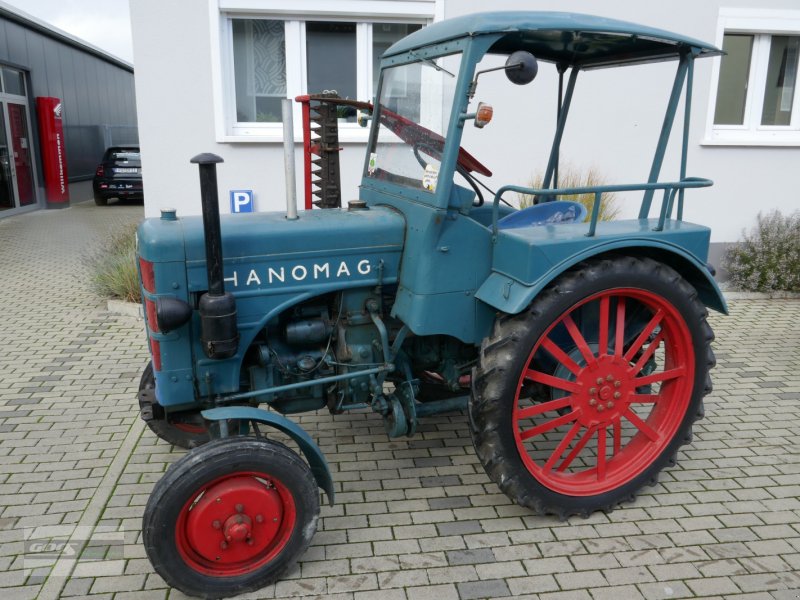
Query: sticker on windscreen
[[422, 163, 439, 192], [368, 153, 377, 175]]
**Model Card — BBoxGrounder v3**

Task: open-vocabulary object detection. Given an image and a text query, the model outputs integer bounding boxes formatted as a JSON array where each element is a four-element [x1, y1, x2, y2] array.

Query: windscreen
[[366, 53, 463, 193]]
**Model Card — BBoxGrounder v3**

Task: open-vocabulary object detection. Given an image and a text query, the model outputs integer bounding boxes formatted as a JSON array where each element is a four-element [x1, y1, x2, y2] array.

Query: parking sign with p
[[230, 190, 254, 213]]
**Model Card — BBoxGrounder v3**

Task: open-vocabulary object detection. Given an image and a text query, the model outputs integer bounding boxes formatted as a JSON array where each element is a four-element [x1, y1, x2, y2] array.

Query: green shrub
[[518, 166, 621, 221], [723, 210, 800, 292], [86, 222, 142, 303]]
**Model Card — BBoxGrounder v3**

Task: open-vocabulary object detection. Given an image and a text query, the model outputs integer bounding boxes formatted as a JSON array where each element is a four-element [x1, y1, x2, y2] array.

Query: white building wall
[[131, 0, 800, 243]]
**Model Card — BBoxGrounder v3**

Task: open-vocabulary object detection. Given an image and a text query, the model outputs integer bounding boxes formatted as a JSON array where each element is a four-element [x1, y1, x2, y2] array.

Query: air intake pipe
[[191, 153, 239, 359]]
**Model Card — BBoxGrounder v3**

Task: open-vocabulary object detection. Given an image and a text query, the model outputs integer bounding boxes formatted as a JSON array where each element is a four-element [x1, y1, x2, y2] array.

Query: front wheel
[[143, 437, 320, 599], [470, 257, 715, 518], [138, 362, 210, 449]]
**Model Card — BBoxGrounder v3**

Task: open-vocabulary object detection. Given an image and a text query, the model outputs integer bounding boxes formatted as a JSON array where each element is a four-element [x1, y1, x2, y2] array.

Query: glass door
[[6, 102, 35, 206], [0, 65, 38, 213], [0, 102, 13, 210]]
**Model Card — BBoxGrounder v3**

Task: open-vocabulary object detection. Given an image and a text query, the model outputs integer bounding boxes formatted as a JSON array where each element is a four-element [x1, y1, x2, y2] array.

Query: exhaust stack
[[282, 98, 299, 220], [190, 153, 239, 360]]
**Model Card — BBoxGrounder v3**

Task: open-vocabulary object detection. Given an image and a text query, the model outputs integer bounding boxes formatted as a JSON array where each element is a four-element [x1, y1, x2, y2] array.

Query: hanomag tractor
[[137, 12, 726, 598]]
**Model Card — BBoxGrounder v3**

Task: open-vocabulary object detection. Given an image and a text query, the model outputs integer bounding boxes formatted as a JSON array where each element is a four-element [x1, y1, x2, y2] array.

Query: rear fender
[[201, 406, 334, 506], [476, 242, 728, 316]]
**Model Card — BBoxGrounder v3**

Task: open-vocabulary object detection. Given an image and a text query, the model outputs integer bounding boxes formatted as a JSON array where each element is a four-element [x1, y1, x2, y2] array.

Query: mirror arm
[[468, 61, 523, 98]]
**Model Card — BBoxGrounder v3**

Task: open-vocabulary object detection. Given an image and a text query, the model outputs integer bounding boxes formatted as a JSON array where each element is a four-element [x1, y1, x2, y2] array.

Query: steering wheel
[[413, 142, 485, 207]]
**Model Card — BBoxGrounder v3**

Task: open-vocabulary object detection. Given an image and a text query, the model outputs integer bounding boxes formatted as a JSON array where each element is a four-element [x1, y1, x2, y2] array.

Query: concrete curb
[[107, 299, 143, 319], [723, 290, 800, 300]]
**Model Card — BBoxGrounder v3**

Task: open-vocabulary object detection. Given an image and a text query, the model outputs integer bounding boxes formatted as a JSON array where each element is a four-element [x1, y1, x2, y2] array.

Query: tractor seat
[[497, 200, 587, 229]]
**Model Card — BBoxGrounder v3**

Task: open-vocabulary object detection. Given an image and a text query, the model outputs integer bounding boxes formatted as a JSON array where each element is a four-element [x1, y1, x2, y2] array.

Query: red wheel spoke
[[623, 310, 664, 362], [598, 296, 610, 356], [541, 337, 582, 375], [629, 393, 660, 403], [631, 330, 665, 376], [562, 315, 597, 366], [517, 396, 574, 420], [614, 298, 626, 356], [612, 418, 622, 455], [634, 366, 685, 387], [596, 426, 607, 480], [543, 422, 582, 471], [557, 425, 597, 472], [519, 410, 579, 441], [624, 409, 659, 442], [524, 369, 581, 393]]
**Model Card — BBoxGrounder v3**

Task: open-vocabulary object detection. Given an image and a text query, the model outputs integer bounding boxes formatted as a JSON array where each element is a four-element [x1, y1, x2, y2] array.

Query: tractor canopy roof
[[384, 11, 721, 68]]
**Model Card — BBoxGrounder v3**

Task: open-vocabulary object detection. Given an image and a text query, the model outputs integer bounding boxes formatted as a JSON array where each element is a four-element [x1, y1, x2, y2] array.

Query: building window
[[221, 10, 426, 140], [706, 9, 800, 145]]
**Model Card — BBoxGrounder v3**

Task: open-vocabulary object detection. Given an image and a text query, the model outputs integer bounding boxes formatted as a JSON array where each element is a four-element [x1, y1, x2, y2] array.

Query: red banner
[[36, 97, 69, 205]]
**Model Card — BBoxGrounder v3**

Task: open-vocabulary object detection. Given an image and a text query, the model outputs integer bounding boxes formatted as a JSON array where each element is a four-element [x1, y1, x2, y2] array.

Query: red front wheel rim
[[175, 471, 297, 577], [512, 288, 695, 496]]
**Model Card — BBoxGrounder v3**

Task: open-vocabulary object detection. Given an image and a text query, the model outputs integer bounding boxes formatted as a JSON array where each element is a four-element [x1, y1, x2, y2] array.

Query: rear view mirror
[[505, 51, 538, 85]]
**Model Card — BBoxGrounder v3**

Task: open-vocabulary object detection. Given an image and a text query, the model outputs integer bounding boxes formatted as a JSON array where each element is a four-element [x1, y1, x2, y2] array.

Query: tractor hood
[[138, 206, 406, 297]]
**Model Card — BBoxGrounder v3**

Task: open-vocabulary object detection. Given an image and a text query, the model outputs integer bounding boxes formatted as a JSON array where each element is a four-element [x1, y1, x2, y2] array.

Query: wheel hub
[[574, 355, 632, 427], [184, 475, 284, 566]]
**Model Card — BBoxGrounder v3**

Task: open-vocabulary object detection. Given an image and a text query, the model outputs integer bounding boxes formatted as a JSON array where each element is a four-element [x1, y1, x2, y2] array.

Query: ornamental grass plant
[[85, 222, 142, 303], [518, 165, 621, 221], [723, 210, 800, 293]]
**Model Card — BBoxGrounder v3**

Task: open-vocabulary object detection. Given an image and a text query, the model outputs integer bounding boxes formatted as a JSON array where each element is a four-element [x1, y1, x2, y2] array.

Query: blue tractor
[[137, 12, 725, 598]]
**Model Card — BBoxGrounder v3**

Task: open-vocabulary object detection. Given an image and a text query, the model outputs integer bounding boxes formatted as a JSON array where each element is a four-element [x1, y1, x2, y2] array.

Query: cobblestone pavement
[[1, 203, 799, 600]]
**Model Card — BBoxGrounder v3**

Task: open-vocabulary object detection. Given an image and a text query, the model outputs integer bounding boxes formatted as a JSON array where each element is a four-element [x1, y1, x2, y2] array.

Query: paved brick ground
[[1, 202, 799, 600]]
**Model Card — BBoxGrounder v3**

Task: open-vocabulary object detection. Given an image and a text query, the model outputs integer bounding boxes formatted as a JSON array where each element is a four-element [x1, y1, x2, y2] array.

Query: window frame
[[704, 8, 800, 146], [211, 0, 439, 143]]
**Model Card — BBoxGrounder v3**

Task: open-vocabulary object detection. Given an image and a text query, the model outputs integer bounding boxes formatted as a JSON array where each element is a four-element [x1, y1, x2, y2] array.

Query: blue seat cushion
[[497, 200, 588, 229]]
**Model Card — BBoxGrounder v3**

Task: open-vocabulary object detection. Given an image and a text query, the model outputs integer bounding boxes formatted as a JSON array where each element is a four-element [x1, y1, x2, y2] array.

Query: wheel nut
[[235, 503, 244, 513], [589, 399, 597, 407], [614, 392, 621, 399], [589, 387, 597, 395], [255, 515, 264, 523], [220, 541, 228, 550], [607, 402, 614, 409], [606, 374, 614, 381], [212, 520, 221, 529], [236, 515, 244, 524], [596, 377, 603, 385], [614, 381, 621, 388], [597, 405, 605, 412]]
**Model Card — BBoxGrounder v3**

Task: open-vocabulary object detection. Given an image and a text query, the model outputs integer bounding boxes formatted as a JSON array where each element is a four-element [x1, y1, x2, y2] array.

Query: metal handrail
[[490, 177, 713, 238]]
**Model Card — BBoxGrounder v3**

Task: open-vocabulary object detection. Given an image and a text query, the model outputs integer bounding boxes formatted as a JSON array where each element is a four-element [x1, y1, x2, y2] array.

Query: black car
[[92, 146, 143, 205]]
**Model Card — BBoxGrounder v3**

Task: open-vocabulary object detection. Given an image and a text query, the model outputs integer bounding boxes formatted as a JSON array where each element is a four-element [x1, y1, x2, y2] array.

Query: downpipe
[[190, 153, 240, 359]]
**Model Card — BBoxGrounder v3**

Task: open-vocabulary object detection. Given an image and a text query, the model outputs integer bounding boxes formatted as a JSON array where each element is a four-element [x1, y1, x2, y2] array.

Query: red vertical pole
[[295, 96, 313, 210]]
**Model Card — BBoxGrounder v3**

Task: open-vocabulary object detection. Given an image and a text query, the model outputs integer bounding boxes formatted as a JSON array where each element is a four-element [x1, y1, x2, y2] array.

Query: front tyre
[[138, 362, 210, 449], [143, 437, 320, 599], [470, 257, 715, 518]]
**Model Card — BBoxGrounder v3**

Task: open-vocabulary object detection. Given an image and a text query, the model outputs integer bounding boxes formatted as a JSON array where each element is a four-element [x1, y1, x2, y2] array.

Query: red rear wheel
[[471, 257, 715, 517], [512, 288, 694, 496]]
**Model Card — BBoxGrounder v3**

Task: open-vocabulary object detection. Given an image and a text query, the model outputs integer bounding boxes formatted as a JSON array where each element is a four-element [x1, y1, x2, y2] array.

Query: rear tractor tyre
[[470, 256, 715, 518], [139, 362, 210, 449], [143, 437, 320, 599]]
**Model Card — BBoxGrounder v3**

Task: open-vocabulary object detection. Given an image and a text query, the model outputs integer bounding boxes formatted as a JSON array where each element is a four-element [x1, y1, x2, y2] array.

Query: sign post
[[35, 97, 69, 207]]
